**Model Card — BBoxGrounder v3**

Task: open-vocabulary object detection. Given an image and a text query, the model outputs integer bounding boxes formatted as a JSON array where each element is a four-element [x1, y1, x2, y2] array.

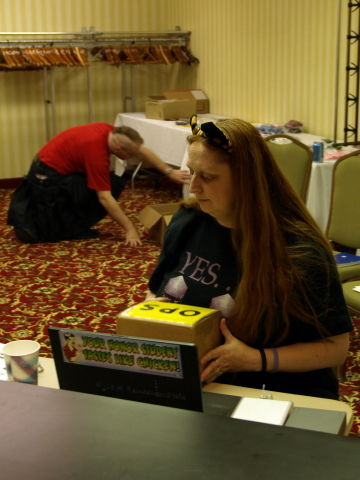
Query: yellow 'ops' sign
[[123, 300, 218, 325]]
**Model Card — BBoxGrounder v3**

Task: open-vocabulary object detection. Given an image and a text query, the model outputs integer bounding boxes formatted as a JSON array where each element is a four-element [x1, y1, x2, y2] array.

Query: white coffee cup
[[2, 340, 41, 385]]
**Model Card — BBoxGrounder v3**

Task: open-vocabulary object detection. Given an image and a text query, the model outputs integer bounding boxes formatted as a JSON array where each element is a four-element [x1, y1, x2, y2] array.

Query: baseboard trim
[[0, 178, 22, 188]]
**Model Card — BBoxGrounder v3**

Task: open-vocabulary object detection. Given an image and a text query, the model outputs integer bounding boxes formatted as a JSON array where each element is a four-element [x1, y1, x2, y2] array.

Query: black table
[[0, 381, 359, 479]]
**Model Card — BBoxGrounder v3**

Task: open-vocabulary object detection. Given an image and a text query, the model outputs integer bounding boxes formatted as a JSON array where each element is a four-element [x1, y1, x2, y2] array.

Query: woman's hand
[[200, 318, 260, 384], [144, 291, 169, 302]]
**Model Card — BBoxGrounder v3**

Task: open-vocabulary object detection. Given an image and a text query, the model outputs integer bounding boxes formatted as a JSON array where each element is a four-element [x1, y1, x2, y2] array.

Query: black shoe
[[14, 227, 38, 244], [71, 229, 99, 240]]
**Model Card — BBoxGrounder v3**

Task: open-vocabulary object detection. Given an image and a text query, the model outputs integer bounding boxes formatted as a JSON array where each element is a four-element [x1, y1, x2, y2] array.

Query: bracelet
[[164, 167, 174, 176], [259, 348, 267, 372], [270, 348, 279, 373]]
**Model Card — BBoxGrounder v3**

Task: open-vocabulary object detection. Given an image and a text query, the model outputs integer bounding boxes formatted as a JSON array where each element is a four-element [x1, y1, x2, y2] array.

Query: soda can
[[312, 142, 324, 163]]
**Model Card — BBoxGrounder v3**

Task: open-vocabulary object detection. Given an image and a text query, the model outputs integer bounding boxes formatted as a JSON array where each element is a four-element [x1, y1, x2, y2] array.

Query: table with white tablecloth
[[306, 161, 336, 232], [114, 112, 337, 232]]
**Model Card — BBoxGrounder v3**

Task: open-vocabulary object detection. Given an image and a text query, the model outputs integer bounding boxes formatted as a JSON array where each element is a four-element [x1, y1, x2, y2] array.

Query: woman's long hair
[[187, 119, 333, 347]]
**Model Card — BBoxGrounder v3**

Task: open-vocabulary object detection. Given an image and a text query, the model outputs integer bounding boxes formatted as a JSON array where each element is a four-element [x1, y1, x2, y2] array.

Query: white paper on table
[[231, 397, 293, 426]]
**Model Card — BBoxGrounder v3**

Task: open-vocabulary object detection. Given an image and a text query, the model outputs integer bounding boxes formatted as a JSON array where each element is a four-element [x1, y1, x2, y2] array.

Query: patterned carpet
[[0, 174, 359, 437]]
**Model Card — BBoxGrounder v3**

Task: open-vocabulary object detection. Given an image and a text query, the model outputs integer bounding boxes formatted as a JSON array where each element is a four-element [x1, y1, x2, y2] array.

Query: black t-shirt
[[150, 207, 238, 317], [149, 207, 353, 398]]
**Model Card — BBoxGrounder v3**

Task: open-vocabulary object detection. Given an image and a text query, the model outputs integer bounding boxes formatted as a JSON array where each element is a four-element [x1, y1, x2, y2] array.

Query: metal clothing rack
[[0, 27, 191, 48], [0, 27, 193, 140]]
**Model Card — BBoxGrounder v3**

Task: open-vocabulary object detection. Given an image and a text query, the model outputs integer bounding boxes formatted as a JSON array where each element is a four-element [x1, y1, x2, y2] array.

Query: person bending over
[[7, 123, 190, 245], [146, 115, 352, 399]]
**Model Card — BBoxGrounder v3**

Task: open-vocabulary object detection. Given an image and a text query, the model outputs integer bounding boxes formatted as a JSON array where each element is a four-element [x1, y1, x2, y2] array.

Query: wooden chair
[[265, 134, 312, 202]]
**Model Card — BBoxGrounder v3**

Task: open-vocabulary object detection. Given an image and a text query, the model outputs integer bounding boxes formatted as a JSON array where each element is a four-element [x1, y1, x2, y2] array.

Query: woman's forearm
[[263, 333, 349, 373]]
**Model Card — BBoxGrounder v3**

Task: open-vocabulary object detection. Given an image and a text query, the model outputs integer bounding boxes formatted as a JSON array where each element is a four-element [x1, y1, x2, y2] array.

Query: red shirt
[[39, 123, 114, 191]]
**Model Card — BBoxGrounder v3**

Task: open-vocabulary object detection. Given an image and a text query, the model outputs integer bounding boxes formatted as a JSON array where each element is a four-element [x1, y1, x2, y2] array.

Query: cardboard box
[[145, 96, 196, 120], [117, 300, 222, 358], [163, 89, 210, 114], [138, 202, 181, 244]]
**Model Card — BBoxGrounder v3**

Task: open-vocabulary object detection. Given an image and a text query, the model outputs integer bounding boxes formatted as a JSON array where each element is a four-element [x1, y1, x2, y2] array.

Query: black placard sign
[[49, 327, 203, 411]]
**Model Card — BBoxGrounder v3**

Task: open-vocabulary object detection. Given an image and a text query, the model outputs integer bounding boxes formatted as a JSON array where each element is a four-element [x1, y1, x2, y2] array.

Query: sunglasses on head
[[190, 114, 233, 153]]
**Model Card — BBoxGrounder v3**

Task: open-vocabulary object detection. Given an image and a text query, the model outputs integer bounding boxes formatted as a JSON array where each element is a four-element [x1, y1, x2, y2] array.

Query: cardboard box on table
[[163, 89, 210, 114], [117, 300, 222, 358], [138, 202, 181, 245], [145, 96, 196, 120]]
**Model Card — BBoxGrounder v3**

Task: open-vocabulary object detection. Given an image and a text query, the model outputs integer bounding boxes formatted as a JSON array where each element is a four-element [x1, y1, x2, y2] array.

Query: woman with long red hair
[[147, 116, 352, 399]]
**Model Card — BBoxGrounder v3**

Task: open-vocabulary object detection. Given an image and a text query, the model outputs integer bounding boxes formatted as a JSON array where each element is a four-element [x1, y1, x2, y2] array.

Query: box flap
[[163, 89, 209, 100], [190, 89, 209, 100], [147, 98, 194, 105], [138, 203, 180, 229], [147, 95, 166, 101], [138, 203, 181, 243], [138, 205, 163, 230], [163, 214, 174, 227], [150, 203, 180, 215]]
